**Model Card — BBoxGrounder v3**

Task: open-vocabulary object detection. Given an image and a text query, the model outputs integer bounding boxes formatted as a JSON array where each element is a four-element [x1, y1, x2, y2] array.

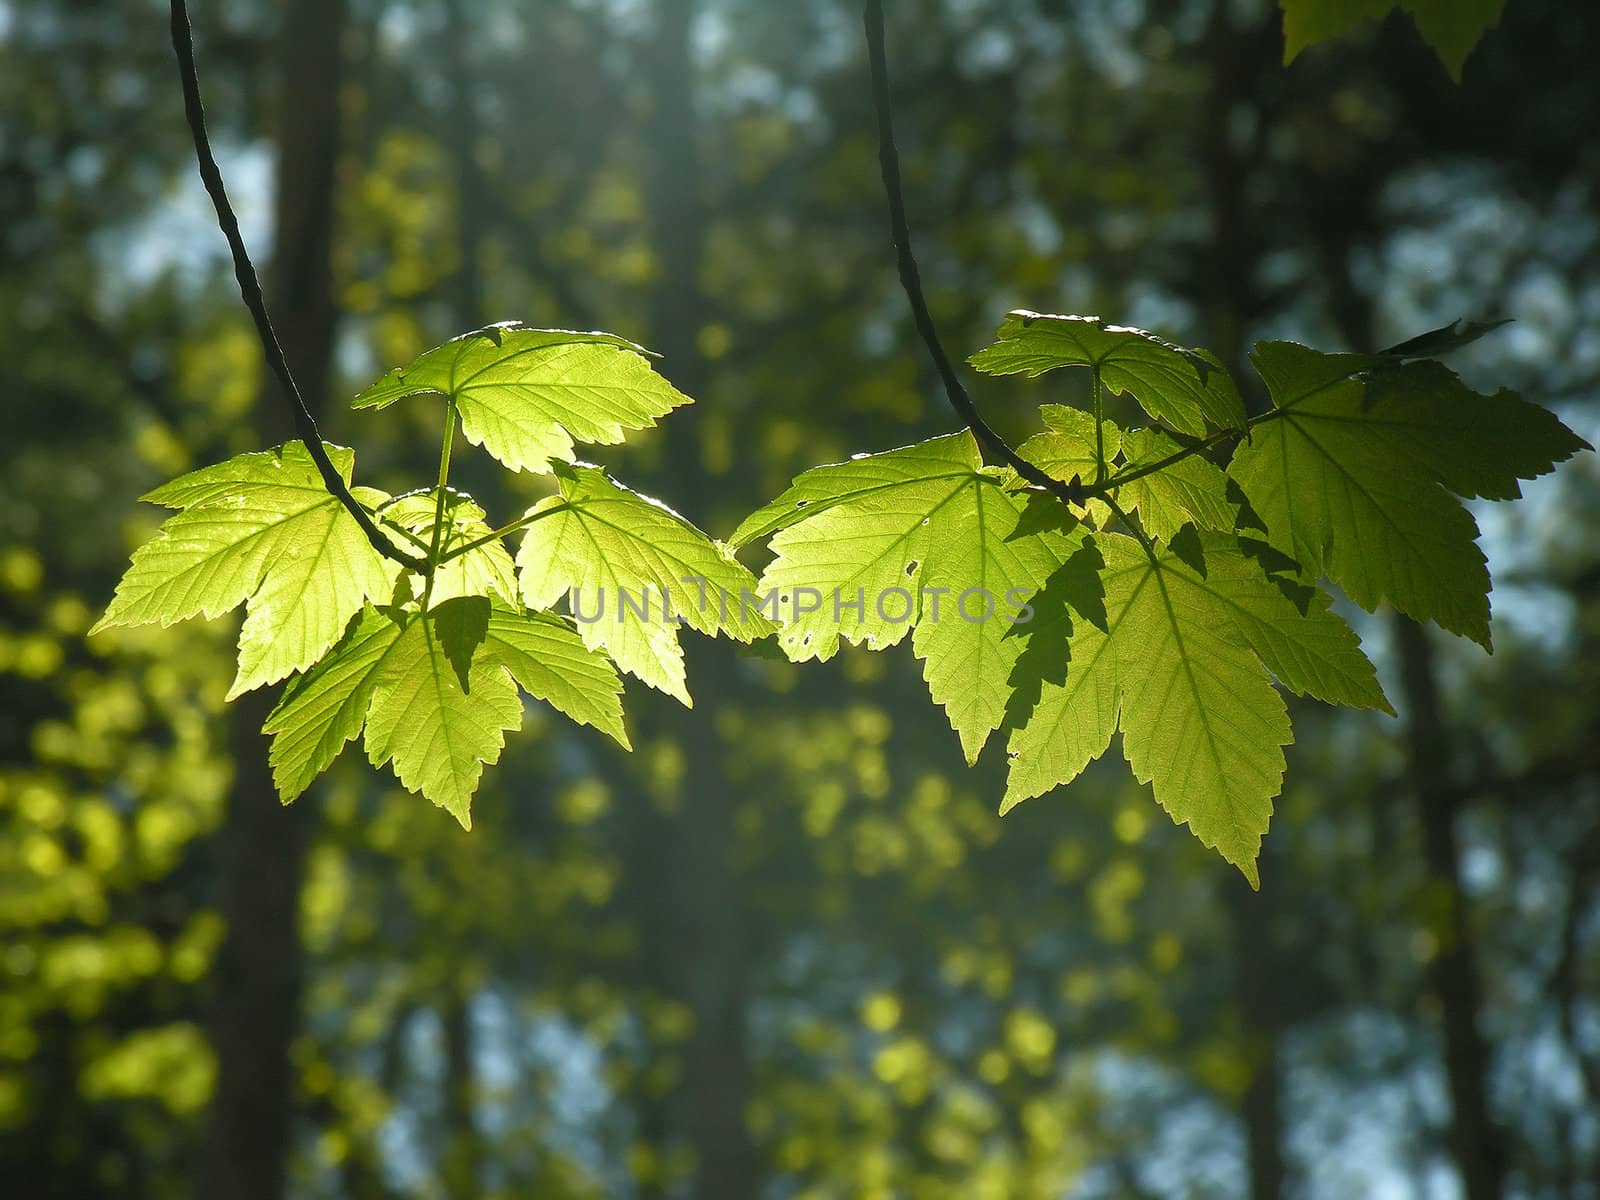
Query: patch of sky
[[90, 141, 274, 311]]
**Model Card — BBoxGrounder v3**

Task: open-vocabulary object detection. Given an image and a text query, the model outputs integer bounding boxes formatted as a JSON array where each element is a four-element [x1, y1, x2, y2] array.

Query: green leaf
[[515, 463, 773, 705], [350, 324, 691, 473], [91, 442, 402, 699], [969, 310, 1247, 436], [1114, 427, 1235, 544], [380, 488, 519, 604], [746, 431, 1075, 762], [1377, 317, 1510, 359], [480, 604, 631, 749], [1360, 360, 1592, 501], [730, 432, 994, 549], [263, 601, 630, 807], [362, 597, 525, 827], [1279, 0, 1506, 80], [1229, 342, 1589, 647], [1005, 533, 1297, 887], [1183, 537, 1391, 714], [263, 605, 407, 803], [1018, 404, 1121, 487]]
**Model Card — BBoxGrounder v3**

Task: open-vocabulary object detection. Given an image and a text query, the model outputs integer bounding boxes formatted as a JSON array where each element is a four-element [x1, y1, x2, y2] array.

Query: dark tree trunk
[[440, 991, 482, 1199], [437, 7, 487, 1195], [198, 2, 346, 1197], [638, 2, 758, 1195], [1229, 877, 1286, 1200], [1395, 618, 1506, 1200], [1198, 9, 1286, 1195], [444, 0, 483, 327]]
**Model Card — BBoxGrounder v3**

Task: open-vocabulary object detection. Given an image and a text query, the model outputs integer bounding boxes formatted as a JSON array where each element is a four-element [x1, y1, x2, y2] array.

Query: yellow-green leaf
[[350, 324, 690, 473], [91, 442, 401, 699], [970, 310, 1246, 436], [515, 463, 772, 705]]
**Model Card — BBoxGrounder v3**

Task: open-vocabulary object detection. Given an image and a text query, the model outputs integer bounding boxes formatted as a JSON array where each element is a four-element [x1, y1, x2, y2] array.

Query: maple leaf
[[1228, 342, 1589, 648], [1017, 404, 1119, 526], [264, 599, 629, 819], [480, 604, 630, 750], [361, 598, 524, 826], [350, 324, 691, 473], [736, 431, 1075, 762], [1004, 532, 1388, 885], [91, 442, 401, 699], [970, 310, 1247, 436], [515, 462, 772, 704], [1018, 403, 1121, 488]]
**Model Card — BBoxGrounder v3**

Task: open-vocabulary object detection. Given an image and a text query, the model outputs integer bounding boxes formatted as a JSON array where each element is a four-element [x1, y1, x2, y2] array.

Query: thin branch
[[436, 500, 570, 565], [1101, 422, 1250, 490], [168, 0, 428, 574], [862, 0, 1085, 506], [376, 514, 433, 555]]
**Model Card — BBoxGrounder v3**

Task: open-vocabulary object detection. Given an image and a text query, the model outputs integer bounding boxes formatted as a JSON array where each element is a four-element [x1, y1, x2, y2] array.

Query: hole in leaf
[[796, 500, 809, 509], [905, 560, 919, 576]]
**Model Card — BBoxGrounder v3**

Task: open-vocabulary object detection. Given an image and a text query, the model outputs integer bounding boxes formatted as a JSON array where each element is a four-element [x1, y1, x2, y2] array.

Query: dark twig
[[168, 0, 429, 573], [862, 0, 1086, 505]]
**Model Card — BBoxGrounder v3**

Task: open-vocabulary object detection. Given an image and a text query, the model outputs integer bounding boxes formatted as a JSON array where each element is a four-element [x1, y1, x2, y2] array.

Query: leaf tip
[[1237, 856, 1261, 890]]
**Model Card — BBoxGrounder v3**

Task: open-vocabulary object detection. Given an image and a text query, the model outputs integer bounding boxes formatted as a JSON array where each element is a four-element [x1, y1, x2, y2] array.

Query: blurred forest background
[[2, 0, 1599, 1197]]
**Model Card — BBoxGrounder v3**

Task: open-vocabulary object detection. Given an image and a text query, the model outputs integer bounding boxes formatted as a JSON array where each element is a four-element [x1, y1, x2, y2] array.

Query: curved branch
[[862, 0, 1085, 506], [168, 0, 429, 574]]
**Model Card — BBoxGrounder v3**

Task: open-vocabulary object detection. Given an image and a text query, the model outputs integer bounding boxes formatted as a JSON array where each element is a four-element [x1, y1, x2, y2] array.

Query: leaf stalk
[[420, 401, 459, 611]]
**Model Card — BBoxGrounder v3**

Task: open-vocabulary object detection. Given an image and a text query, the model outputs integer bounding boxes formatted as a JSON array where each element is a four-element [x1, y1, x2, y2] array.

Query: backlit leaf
[[362, 597, 524, 827], [516, 462, 772, 704], [744, 431, 1076, 762], [1114, 427, 1234, 544], [91, 442, 401, 700], [263, 605, 407, 803], [264, 600, 631, 809], [480, 604, 630, 749], [1228, 342, 1588, 647], [970, 310, 1247, 436], [350, 324, 691, 473], [1006, 533, 1300, 886]]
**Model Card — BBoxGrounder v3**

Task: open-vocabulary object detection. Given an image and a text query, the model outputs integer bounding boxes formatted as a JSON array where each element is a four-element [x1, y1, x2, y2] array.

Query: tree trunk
[[1197, 9, 1286, 1194], [639, 2, 758, 1195], [1395, 617, 1506, 1200], [198, 2, 346, 1197], [1228, 876, 1286, 1200], [440, 992, 482, 1199], [444, 0, 483, 327]]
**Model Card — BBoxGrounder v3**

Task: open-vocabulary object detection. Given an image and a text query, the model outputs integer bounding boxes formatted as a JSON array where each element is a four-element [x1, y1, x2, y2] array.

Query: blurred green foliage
[[2, 1, 1598, 1198]]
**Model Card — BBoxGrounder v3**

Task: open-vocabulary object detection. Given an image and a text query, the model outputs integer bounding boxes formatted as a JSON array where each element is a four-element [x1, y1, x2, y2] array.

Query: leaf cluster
[[96, 314, 1589, 881]]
